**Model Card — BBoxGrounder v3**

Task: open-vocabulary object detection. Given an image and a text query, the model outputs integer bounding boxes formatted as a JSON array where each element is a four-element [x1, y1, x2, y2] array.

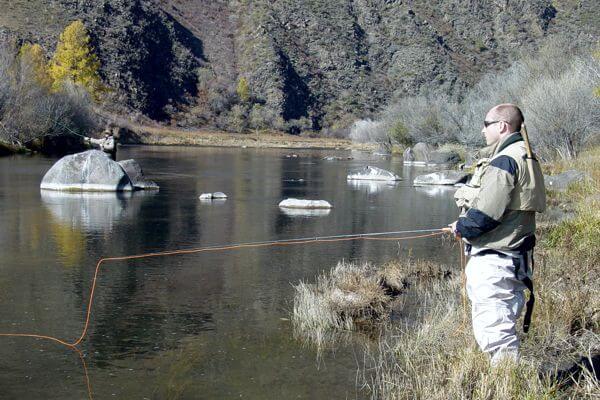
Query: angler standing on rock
[[85, 125, 118, 161], [447, 104, 546, 365]]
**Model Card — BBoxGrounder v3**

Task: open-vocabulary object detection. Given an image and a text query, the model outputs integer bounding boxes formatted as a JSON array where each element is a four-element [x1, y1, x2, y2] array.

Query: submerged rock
[[278, 198, 332, 209], [118, 159, 159, 190], [347, 166, 401, 181], [323, 156, 353, 161], [40, 150, 133, 191]]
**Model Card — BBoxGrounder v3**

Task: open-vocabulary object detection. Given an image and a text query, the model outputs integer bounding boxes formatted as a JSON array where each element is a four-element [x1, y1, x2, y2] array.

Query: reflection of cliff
[[41, 190, 157, 232]]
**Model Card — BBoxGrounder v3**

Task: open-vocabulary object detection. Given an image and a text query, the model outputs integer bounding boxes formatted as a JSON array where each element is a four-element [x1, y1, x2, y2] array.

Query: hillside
[[0, 0, 598, 131]]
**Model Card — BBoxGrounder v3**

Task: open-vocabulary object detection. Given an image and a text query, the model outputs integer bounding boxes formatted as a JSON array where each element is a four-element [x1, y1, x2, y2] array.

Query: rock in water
[[412, 143, 435, 162], [414, 171, 470, 185], [199, 192, 228, 200], [347, 166, 401, 181], [40, 150, 133, 191], [278, 198, 332, 209], [118, 159, 159, 190]]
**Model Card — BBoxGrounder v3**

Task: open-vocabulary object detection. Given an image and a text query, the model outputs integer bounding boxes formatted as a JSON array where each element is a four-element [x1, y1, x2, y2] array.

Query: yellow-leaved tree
[[48, 20, 102, 98], [18, 43, 53, 88], [237, 76, 250, 102]]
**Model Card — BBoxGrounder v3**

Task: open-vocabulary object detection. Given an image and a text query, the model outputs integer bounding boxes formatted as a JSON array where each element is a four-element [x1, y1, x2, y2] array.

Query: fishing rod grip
[[521, 123, 534, 159]]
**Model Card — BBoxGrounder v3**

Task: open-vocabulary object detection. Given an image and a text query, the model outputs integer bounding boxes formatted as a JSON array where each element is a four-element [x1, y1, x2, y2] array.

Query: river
[[0, 145, 460, 399]]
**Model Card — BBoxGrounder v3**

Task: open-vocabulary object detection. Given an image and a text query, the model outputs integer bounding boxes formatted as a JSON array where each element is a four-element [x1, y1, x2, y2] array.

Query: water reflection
[[414, 185, 458, 198], [279, 207, 331, 218], [347, 179, 399, 194], [41, 190, 157, 232]]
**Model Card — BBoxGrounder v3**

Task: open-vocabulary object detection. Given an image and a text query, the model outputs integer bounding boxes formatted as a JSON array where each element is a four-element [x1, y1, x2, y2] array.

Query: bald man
[[449, 104, 546, 365]]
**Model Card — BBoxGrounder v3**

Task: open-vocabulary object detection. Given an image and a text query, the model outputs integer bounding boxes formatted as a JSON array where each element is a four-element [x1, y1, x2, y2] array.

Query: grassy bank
[[293, 148, 600, 399]]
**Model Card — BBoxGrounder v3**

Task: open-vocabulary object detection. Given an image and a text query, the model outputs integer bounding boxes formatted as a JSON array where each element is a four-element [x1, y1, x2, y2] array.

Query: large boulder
[[414, 170, 471, 186], [544, 170, 586, 192], [118, 159, 159, 190], [40, 150, 133, 191], [412, 142, 435, 162]]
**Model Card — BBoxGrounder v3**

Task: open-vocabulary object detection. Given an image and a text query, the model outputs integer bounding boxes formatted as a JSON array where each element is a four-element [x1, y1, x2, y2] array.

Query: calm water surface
[[0, 146, 460, 399]]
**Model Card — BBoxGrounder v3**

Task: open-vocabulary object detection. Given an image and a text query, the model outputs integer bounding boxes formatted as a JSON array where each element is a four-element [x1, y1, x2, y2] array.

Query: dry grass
[[292, 258, 453, 350]]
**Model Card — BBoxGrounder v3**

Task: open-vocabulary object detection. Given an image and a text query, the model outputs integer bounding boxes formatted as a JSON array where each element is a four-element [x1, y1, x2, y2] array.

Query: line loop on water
[[0, 227, 453, 398]]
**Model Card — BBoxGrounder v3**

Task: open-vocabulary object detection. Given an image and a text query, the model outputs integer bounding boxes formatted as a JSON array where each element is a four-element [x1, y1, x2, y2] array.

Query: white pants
[[465, 251, 530, 364]]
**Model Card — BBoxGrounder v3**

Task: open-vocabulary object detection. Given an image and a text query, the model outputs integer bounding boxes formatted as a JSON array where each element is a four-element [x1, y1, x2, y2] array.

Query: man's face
[[481, 111, 503, 146]]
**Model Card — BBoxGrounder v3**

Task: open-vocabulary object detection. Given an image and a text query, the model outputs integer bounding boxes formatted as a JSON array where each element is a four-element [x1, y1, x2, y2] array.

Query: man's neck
[[494, 131, 523, 155]]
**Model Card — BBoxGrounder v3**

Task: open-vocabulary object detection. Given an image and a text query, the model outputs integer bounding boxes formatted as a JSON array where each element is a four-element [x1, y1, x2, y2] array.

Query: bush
[[373, 39, 600, 160], [349, 119, 384, 143], [378, 94, 460, 146], [0, 43, 97, 148]]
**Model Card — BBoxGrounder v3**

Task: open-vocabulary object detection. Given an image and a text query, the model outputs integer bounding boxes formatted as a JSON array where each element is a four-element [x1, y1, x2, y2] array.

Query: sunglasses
[[483, 120, 504, 128]]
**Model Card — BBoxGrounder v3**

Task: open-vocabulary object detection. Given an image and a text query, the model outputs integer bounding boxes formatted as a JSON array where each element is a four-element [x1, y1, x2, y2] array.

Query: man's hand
[[443, 221, 461, 238]]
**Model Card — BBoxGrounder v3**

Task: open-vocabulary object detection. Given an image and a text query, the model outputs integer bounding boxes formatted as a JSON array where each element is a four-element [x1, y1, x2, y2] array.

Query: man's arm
[[455, 155, 518, 240]]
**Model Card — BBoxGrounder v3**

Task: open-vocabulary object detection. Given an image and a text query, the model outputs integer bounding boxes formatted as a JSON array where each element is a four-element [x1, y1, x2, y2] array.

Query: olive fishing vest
[[454, 132, 546, 251]]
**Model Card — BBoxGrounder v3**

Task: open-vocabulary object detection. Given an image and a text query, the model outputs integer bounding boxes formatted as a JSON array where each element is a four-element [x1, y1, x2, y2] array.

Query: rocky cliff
[[1, 0, 598, 130]]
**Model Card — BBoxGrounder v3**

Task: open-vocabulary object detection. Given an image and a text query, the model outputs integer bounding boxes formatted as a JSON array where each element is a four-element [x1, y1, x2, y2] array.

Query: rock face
[[414, 170, 470, 186], [3, 1, 596, 129], [279, 198, 332, 209], [40, 150, 133, 191], [544, 170, 586, 192], [347, 166, 401, 181], [118, 159, 159, 190]]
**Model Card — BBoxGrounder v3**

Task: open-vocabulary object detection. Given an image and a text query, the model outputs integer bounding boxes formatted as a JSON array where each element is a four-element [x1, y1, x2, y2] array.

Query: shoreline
[[120, 125, 380, 151]]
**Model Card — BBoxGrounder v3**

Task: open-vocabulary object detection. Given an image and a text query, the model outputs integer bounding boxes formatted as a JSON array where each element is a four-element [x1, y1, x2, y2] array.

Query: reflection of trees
[[47, 213, 86, 266]]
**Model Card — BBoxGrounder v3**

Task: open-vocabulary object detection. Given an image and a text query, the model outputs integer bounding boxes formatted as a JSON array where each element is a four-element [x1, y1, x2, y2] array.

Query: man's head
[[482, 104, 524, 145]]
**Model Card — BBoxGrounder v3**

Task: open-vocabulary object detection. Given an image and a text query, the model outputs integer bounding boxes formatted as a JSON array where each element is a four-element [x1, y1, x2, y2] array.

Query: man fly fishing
[[447, 103, 546, 365], [85, 125, 118, 161]]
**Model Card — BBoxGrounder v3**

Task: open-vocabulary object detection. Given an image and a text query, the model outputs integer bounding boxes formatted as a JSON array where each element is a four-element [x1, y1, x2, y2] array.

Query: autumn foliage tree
[[237, 76, 250, 102], [18, 43, 52, 88], [49, 20, 102, 98]]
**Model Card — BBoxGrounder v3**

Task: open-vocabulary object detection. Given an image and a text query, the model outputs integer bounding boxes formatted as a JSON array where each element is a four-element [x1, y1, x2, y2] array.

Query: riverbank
[[292, 147, 600, 399], [120, 124, 380, 151]]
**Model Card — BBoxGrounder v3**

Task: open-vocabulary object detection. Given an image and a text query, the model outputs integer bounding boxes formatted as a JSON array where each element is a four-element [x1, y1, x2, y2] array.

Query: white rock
[[278, 198, 332, 209], [199, 192, 228, 200], [413, 170, 470, 186], [347, 166, 401, 181]]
